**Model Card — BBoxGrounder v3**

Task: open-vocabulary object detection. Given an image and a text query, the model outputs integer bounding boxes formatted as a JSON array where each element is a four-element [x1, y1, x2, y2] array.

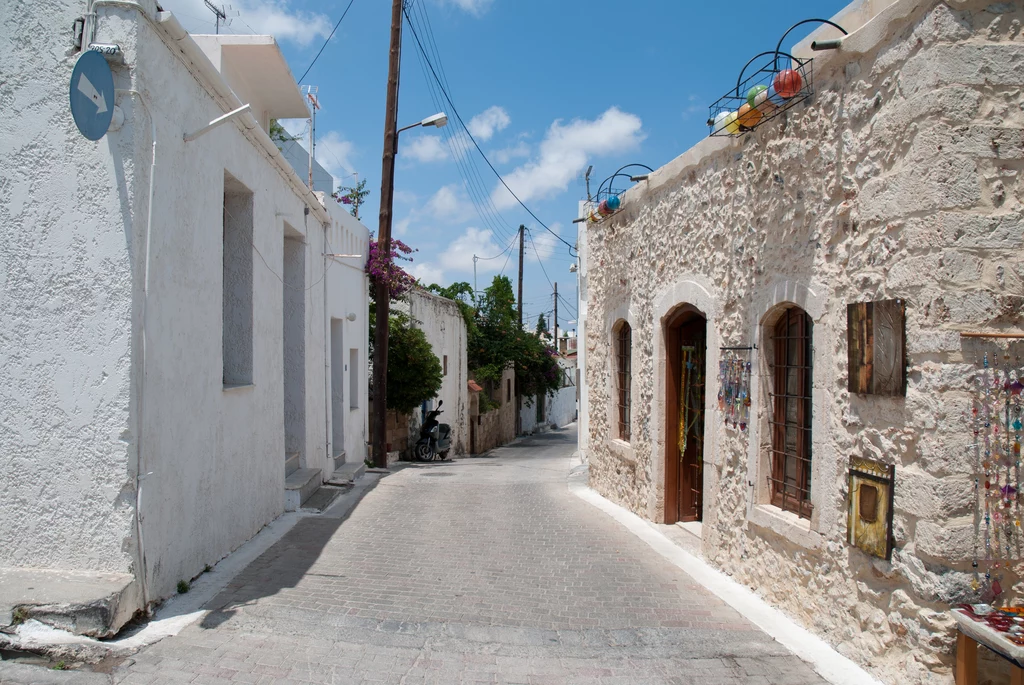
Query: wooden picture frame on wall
[[847, 299, 906, 396]]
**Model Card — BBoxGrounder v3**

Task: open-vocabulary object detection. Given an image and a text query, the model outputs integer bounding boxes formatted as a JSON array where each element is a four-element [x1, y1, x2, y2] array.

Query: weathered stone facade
[[582, 1, 1024, 682]]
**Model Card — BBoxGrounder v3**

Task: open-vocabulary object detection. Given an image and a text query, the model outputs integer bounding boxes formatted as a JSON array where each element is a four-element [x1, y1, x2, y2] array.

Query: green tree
[[269, 119, 294, 149], [333, 178, 370, 220], [469, 276, 561, 407], [535, 313, 548, 336], [369, 311, 443, 414]]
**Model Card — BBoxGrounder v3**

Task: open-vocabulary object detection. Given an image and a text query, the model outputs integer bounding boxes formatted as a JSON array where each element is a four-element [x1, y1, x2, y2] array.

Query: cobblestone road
[[109, 426, 824, 685]]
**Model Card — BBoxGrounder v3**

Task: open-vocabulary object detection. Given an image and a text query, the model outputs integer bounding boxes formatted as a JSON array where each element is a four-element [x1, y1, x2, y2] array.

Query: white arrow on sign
[[77, 73, 108, 115]]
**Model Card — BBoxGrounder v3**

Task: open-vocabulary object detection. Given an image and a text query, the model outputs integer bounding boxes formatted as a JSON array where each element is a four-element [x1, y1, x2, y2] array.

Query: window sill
[[748, 503, 823, 550], [223, 383, 255, 392], [605, 438, 636, 464]]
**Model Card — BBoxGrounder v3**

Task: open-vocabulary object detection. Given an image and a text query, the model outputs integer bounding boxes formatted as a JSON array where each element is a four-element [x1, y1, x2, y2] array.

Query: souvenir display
[[970, 349, 1024, 599], [955, 603, 1024, 645], [717, 351, 752, 430]]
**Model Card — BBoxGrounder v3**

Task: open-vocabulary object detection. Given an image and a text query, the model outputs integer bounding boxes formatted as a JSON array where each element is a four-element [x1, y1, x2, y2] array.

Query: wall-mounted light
[[630, 174, 649, 182], [346, 312, 357, 322], [183, 103, 251, 143], [569, 264, 578, 273]]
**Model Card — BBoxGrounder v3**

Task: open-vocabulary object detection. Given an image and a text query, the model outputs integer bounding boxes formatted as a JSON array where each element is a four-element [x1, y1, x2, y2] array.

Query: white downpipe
[[116, 87, 156, 611], [323, 221, 332, 471]]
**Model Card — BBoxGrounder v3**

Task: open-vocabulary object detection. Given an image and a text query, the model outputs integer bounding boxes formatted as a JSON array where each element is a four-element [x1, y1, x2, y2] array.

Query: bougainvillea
[[367, 238, 417, 299]]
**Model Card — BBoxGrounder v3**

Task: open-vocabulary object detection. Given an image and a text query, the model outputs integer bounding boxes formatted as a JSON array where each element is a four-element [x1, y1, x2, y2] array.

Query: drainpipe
[[321, 214, 333, 473], [115, 86, 155, 611]]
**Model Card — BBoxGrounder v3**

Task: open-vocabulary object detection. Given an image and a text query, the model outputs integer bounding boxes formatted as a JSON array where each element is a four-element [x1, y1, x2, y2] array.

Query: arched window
[[769, 307, 813, 518], [616, 322, 632, 442]]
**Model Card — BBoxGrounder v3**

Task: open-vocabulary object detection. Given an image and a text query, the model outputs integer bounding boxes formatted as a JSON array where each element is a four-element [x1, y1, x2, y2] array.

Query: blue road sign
[[70, 50, 115, 141]]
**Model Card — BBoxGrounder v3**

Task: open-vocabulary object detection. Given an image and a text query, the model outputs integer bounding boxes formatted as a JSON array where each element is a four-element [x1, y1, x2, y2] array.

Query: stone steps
[[284, 467, 321, 511]]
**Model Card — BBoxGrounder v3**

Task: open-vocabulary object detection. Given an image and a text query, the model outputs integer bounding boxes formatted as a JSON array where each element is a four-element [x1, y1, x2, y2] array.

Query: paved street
[[93, 427, 821, 684]]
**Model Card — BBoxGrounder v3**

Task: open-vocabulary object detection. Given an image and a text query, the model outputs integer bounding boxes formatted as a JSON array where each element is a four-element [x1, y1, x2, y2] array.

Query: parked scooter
[[414, 400, 452, 461]]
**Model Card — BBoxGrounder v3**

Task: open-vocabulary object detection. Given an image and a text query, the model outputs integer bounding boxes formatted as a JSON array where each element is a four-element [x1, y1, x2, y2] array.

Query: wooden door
[[664, 309, 706, 524], [676, 333, 706, 522]]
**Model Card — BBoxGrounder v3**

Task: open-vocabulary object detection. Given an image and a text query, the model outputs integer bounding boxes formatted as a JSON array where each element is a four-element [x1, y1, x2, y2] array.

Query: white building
[[0, 0, 368, 636], [401, 288, 470, 456]]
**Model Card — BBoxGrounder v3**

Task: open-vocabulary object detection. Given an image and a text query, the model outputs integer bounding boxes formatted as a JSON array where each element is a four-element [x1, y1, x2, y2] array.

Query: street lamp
[[371, 110, 448, 470], [397, 112, 448, 134]]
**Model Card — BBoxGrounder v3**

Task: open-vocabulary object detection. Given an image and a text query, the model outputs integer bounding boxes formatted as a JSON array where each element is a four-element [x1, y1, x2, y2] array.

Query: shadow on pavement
[[197, 478, 381, 631]]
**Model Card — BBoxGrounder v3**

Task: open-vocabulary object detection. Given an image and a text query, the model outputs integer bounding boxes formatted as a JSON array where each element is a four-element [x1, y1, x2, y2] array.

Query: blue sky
[[162, 0, 851, 330]]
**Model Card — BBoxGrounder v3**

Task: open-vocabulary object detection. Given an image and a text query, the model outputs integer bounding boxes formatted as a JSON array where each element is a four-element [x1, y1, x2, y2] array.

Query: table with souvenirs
[[953, 604, 1024, 684]]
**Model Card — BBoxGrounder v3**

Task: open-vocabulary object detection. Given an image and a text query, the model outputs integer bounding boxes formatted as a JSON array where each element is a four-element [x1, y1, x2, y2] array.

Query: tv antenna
[[585, 165, 593, 201], [204, 0, 234, 33], [302, 85, 321, 189]]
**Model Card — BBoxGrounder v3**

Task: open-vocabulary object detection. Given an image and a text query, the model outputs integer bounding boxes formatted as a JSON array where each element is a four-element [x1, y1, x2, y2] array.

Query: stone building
[[580, 0, 1024, 681], [0, 0, 368, 635]]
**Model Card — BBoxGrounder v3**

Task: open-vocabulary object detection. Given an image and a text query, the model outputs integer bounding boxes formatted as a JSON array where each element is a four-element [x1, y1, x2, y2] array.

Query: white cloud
[[410, 262, 445, 285], [439, 227, 502, 274], [491, 107, 644, 209], [159, 0, 331, 46], [315, 131, 356, 189], [425, 184, 475, 222], [467, 106, 511, 142], [440, 0, 494, 16], [394, 216, 412, 237], [491, 140, 531, 165], [402, 135, 448, 163]]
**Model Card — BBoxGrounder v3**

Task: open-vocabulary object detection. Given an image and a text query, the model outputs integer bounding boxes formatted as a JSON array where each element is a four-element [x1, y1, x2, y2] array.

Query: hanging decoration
[[706, 19, 847, 138], [585, 164, 652, 224], [968, 343, 1024, 601], [717, 347, 753, 431]]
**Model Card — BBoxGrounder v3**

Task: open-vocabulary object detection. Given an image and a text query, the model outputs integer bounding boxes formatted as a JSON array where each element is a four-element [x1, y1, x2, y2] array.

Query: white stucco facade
[[0, 0, 369, 629], [402, 289, 470, 456], [520, 356, 578, 434]]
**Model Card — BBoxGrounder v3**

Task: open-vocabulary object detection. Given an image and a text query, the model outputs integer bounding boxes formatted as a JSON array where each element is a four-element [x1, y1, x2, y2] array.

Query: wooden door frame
[[663, 305, 706, 524]]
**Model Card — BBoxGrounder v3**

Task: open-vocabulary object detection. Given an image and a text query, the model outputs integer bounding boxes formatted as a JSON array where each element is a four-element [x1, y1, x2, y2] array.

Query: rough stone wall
[[584, 2, 1024, 682], [470, 368, 516, 454]]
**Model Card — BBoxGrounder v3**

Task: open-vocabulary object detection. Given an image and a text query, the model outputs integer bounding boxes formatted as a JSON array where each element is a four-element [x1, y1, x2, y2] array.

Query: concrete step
[[0, 568, 140, 638], [332, 450, 346, 472], [326, 460, 365, 486], [300, 486, 344, 513], [285, 452, 300, 476], [284, 467, 321, 511]]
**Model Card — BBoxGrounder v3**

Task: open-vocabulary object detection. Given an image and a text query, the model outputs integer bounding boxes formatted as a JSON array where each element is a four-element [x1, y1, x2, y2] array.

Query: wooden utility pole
[[371, 0, 404, 470], [553, 282, 558, 350], [516, 224, 525, 435]]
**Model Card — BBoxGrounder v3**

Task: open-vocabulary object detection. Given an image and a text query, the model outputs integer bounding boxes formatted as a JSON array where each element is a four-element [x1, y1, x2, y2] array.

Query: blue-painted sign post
[[70, 50, 115, 141]]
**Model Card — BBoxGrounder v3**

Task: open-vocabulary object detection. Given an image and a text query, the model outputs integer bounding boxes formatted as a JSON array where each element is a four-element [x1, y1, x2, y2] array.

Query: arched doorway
[[664, 306, 707, 524]]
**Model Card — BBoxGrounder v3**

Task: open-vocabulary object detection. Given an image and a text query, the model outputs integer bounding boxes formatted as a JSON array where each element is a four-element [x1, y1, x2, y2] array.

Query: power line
[[405, 3, 516, 244], [402, 8, 575, 256], [298, 0, 357, 83], [527, 230, 577, 319]]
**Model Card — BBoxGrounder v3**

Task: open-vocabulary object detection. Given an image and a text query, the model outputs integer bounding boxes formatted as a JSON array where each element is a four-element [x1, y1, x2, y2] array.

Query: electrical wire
[[527, 229, 578, 319], [405, 3, 516, 244], [402, 7, 575, 256], [298, 0, 357, 84]]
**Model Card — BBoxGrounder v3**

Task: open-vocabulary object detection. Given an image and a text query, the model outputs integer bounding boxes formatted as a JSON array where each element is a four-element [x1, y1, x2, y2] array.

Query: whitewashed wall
[[323, 198, 370, 471], [0, 0, 361, 615], [0, 0, 139, 581], [404, 289, 469, 456]]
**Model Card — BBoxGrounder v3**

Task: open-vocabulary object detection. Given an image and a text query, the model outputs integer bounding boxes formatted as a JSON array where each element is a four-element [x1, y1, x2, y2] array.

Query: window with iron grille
[[616, 322, 632, 442], [768, 307, 813, 518]]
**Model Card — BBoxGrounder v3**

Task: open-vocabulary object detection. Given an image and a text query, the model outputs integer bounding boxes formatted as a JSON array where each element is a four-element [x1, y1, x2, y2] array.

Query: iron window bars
[[617, 322, 632, 442], [768, 307, 814, 518]]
